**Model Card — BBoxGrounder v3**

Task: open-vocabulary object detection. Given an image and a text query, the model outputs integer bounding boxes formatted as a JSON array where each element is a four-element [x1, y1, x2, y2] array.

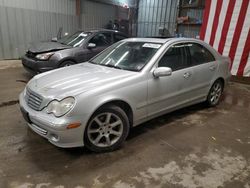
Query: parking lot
[[0, 61, 249, 188]]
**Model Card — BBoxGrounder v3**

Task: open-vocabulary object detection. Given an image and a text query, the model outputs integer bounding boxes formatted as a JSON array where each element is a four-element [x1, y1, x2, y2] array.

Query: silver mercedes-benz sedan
[[19, 37, 231, 152]]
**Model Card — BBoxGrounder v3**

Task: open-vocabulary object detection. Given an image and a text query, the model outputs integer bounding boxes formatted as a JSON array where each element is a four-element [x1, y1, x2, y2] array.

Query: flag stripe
[[204, 0, 217, 43], [213, 0, 230, 51], [237, 29, 250, 76], [232, 3, 250, 75], [243, 53, 250, 76], [200, 0, 212, 40], [222, 0, 242, 57], [229, 0, 249, 70], [217, 0, 236, 54], [209, 0, 223, 46]]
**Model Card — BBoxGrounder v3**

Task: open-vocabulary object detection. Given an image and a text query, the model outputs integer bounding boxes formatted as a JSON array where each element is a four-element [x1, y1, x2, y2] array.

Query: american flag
[[200, 0, 250, 77]]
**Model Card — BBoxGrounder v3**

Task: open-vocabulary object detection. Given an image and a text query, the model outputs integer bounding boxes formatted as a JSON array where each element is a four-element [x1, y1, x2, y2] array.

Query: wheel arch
[[214, 77, 225, 90], [58, 58, 77, 67], [88, 99, 134, 128]]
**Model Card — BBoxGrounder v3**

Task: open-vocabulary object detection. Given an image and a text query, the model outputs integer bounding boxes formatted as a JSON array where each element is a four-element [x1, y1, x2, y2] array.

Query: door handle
[[209, 65, 216, 71], [183, 72, 191, 78]]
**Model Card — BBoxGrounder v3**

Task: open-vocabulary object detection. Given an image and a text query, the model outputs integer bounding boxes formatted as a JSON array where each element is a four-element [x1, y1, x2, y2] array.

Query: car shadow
[[61, 101, 210, 155], [23, 100, 227, 175], [128, 102, 209, 140]]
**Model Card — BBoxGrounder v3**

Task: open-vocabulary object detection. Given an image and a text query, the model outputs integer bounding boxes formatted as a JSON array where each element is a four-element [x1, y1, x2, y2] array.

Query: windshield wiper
[[104, 64, 123, 70], [91, 62, 123, 70], [88, 60, 96, 64]]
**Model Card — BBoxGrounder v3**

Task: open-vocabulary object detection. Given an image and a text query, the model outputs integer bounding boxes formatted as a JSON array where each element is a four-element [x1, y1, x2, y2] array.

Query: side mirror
[[153, 67, 172, 78], [87, 43, 96, 49], [51, 37, 57, 42]]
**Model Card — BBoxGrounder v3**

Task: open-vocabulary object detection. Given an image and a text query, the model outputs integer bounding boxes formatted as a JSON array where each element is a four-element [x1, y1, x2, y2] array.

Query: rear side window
[[158, 43, 188, 71], [114, 34, 127, 42], [187, 43, 215, 66]]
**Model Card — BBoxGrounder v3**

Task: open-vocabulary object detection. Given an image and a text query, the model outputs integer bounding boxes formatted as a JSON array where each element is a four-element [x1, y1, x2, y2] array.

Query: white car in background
[[19, 37, 231, 152]]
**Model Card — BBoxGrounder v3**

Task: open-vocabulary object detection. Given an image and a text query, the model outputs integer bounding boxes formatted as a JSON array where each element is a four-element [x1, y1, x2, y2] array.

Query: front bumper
[[22, 55, 55, 74], [19, 92, 85, 148]]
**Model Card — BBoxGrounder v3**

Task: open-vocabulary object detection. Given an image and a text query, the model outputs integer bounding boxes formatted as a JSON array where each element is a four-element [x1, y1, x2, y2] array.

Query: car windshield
[[90, 41, 162, 72], [58, 31, 91, 47]]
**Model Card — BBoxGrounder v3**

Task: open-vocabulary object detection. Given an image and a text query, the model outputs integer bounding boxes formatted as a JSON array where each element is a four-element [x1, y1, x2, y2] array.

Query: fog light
[[50, 134, 59, 142]]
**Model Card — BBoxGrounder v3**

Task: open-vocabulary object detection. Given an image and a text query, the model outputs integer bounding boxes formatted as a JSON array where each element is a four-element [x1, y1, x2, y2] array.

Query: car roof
[[123, 37, 205, 44], [84, 29, 123, 34]]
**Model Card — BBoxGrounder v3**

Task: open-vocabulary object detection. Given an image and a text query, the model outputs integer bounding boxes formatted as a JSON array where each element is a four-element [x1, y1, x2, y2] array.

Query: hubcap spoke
[[211, 96, 215, 102], [105, 113, 112, 124], [94, 117, 103, 126], [105, 135, 111, 146], [110, 120, 122, 128], [88, 128, 100, 133], [94, 134, 103, 144], [110, 130, 122, 136]]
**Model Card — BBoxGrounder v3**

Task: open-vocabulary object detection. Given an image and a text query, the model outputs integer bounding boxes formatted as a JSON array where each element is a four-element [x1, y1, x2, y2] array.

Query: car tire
[[84, 105, 130, 152], [60, 60, 75, 67], [206, 79, 224, 107]]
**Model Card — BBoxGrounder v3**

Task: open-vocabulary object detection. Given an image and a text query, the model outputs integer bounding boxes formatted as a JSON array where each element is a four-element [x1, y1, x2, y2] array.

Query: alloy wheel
[[87, 112, 123, 147], [209, 82, 222, 105]]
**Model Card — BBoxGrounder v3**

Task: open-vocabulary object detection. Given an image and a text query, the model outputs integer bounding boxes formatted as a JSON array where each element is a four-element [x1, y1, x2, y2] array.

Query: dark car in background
[[22, 29, 127, 74]]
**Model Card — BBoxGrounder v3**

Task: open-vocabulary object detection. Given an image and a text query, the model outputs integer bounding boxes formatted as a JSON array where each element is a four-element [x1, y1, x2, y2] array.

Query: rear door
[[185, 42, 217, 97], [147, 43, 195, 117]]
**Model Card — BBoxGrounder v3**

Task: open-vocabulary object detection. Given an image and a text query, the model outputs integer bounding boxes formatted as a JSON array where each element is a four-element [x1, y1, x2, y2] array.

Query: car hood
[[28, 41, 70, 53], [27, 63, 136, 99]]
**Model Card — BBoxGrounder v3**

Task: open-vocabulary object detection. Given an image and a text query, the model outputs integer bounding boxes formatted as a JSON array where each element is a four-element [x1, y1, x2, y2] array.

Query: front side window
[[58, 31, 91, 47], [90, 42, 162, 72], [89, 33, 112, 47], [187, 43, 215, 66], [158, 43, 188, 71]]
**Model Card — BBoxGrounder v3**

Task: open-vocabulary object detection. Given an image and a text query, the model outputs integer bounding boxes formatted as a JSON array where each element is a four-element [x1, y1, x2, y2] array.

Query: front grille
[[26, 51, 36, 59], [25, 88, 43, 111]]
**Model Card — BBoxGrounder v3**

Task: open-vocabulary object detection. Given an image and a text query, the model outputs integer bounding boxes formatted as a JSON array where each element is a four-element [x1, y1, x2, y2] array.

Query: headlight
[[46, 97, 75, 117], [36, 52, 54, 60]]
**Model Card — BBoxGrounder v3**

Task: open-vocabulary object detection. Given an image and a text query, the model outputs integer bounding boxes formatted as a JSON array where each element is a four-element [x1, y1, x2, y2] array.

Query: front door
[[147, 43, 194, 118]]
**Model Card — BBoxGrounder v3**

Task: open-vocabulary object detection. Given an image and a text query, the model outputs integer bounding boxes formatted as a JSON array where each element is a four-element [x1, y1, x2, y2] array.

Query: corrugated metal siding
[[81, 0, 116, 30], [0, 0, 123, 60], [0, 0, 77, 60], [0, 0, 75, 15], [90, 0, 136, 8], [137, 0, 179, 37]]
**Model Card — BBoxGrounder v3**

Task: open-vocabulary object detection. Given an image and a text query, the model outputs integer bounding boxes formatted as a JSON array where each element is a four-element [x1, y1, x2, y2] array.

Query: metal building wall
[[137, 0, 179, 37], [0, 0, 78, 60], [81, 0, 116, 30]]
